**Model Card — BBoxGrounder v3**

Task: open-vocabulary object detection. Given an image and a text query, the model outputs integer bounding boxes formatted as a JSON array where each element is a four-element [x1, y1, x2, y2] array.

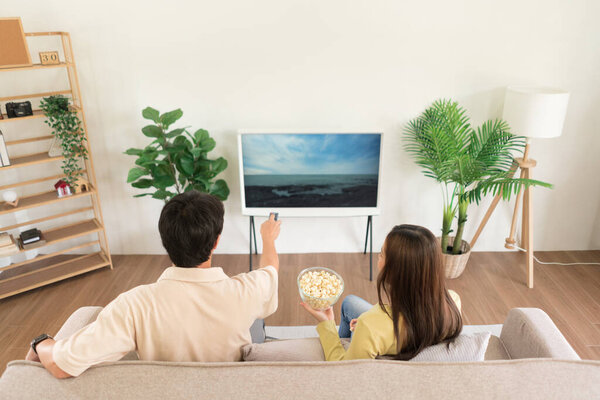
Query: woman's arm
[[316, 318, 378, 361]]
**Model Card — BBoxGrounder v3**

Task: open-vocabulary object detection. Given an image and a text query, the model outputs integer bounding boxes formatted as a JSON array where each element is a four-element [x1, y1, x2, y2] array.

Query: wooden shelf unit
[[0, 31, 112, 300]]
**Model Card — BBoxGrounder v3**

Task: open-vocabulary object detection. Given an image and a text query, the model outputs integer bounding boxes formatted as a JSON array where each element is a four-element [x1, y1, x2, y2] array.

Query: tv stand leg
[[249, 216, 258, 271], [364, 216, 373, 281]]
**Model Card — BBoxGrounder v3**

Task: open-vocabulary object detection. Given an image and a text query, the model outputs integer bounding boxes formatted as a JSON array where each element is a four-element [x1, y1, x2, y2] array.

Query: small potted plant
[[404, 99, 551, 278]]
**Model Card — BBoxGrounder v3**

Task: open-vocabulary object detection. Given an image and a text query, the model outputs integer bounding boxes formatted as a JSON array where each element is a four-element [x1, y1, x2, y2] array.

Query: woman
[[301, 224, 462, 361]]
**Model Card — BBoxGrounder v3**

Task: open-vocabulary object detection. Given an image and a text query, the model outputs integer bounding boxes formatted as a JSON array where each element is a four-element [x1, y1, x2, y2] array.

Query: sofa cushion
[[243, 333, 490, 362], [484, 335, 510, 360]]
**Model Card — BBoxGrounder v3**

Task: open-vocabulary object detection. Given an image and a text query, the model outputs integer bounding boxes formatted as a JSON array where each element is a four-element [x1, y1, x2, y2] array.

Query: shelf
[[0, 62, 71, 72], [0, 252, 110, 299], [18, 219, 102, 253], [0, 90, 71, 102], [0, 206, 93, 231], [5, 135, 54, 146], [0, 152, 63, 170], [0, 106, 80, 123], [0, 170, 85, 191], [0, 188, 95, 216]]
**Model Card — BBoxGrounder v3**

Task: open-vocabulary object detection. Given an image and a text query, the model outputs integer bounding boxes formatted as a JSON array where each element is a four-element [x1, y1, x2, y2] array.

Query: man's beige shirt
[[53, 265, 278, 376]]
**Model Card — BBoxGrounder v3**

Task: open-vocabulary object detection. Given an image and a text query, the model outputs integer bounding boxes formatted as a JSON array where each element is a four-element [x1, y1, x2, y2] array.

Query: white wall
[[2, 0, 599, 255]]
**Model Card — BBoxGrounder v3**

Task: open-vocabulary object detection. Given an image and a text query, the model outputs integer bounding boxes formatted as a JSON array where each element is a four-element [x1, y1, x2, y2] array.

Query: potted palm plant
[[404, 99, 551, 278]]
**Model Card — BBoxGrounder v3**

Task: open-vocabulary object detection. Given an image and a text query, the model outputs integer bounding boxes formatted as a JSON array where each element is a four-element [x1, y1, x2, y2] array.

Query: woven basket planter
[[438, 236, 471, 279]]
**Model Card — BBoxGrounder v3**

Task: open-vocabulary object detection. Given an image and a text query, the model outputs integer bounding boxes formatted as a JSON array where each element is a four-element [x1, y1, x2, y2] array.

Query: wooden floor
[[1, 250, 599, 373]]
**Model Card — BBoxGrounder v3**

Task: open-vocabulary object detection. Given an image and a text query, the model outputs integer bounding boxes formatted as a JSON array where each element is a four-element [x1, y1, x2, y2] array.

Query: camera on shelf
[[5, 101, 33, 118]]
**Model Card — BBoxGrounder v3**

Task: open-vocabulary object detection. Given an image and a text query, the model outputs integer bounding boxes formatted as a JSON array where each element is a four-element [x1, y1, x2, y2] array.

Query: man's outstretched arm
[[26, 340, 71, 379], [259, 213, 281, 272]]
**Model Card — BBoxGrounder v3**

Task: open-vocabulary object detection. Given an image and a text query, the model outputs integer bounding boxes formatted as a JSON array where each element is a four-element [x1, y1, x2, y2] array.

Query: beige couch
[[1, 307, 599, 399]]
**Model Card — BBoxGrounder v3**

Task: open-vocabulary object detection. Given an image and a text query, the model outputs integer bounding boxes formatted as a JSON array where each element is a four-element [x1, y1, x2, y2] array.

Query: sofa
[[1, 307, 599, 399]]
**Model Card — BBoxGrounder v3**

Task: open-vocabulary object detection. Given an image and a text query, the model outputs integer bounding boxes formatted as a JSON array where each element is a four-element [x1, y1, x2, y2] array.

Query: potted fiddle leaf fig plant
[[404, 99, 551, 278], [125, 107, 229, 202]]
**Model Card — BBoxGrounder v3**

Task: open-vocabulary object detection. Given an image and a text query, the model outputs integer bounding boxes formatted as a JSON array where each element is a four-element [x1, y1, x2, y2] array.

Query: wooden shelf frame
[[0, 30, 112, 299]]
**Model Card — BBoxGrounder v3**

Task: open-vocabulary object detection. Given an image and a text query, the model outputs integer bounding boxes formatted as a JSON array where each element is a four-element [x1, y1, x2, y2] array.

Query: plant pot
[[438, 236, 471, 279]]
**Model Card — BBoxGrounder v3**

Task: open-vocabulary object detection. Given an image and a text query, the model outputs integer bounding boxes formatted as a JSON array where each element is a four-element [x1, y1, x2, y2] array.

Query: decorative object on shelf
[[40, 95, 88, 189], [54, 179, 72, 198], [20, 228, 41, 245], [2, 190, 19, 207], [0, 130, 10, 166], [0, 17, 32, 68], [72, 176, 89, 193], [39, 51, 59, 65], [404, 99, 552, 279], [6, 101, 33, 118], [0, 232, 19, 257], [470, 87, 569, 288], [125, 107, 230, 202]]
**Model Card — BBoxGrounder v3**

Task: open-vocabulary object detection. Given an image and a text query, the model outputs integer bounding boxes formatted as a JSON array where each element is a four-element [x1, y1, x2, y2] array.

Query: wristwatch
[[31, 333, 53, 355]]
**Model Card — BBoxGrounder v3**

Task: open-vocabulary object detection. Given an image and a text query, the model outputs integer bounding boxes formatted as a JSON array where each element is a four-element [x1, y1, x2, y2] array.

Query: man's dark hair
[[158, 191, 224, 268]]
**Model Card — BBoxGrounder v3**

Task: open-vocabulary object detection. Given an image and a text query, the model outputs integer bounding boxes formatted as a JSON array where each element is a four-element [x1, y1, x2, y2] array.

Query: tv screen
[[238, 131, 382, 217]]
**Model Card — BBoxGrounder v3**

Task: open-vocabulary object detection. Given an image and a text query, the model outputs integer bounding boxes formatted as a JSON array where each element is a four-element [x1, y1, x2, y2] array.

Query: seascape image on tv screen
[[242, 134, 380, 208]]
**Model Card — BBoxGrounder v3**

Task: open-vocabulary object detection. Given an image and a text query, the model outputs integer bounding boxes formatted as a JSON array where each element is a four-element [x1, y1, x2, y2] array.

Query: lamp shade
[[502, 86, 569, 139]]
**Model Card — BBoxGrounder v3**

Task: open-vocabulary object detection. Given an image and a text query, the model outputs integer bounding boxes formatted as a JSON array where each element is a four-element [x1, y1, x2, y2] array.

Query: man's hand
[[300, 302, 335, 323], [260, 213, 281, 243], [259, 213, 281, 271], [25, 347, 40, 362]]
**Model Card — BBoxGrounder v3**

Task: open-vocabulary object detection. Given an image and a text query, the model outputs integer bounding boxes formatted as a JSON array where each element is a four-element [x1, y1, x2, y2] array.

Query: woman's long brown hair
[[377, 224, 462, 360]]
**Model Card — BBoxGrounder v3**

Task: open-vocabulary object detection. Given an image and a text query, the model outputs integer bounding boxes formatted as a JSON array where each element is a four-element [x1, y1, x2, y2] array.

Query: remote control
[[270, 212, 279, 221]]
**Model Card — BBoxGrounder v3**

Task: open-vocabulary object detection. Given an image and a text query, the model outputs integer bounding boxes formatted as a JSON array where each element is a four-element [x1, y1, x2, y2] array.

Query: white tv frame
[[238, 130, 383, 217]]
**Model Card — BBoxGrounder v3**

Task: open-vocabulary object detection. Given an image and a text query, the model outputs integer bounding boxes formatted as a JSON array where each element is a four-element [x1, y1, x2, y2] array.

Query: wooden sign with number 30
[[39, 51, 59, 65]]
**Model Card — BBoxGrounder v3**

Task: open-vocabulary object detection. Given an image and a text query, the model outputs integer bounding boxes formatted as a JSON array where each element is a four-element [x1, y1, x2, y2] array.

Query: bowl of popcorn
[[297, 267, 344, 311]]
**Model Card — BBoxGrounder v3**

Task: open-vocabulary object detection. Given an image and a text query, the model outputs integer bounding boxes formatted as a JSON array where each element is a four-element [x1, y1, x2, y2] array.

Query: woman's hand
[[300, 302, 335, 323], [349, 318, 358, 331]]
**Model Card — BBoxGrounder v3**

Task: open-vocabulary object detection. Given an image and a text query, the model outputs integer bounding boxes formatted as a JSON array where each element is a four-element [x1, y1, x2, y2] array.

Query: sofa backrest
[[1, 359, 598, 400]]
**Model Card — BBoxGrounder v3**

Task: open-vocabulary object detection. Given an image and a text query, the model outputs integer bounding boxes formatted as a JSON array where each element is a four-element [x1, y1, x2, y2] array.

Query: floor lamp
[[470, 86, 569, 288]]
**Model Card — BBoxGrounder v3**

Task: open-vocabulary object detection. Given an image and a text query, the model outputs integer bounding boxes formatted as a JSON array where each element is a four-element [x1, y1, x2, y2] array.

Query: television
[[238, 131, 383, 217]]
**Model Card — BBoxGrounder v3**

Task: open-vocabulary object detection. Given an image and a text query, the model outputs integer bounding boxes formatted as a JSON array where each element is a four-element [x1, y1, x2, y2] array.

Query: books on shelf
[[0, 130, 10, 167], [20, 228, 41, 244], [21, 237, 46, 250]]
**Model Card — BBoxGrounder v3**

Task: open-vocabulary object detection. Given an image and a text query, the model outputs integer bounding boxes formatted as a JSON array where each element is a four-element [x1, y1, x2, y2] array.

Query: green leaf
[[152, 189, 170, 200], [199, 137, 216, 152], [180, 156, 195, 176], [142, 107, 160, 123], [190, 148, 204, 158], [209, 179, 230, 200], [166, 128, 185, 138], [193, 129, 209, 144], [133, 193, 152, 198], [160, 109, 183, 129], [142, 125, 162, 138], [127, 167, 148, 183], [153, 174, 176, 189], [173, 135, 192, 150], [211, 157, 228, 175], [131, 179, 153, 189], [124, 148, 143, 156]]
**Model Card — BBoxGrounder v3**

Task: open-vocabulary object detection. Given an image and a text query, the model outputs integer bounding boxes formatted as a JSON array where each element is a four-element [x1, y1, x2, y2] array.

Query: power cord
[[507, 244, 600, 266]]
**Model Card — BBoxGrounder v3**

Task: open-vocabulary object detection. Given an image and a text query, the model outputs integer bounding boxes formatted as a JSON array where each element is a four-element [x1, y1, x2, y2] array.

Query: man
[[26, 191, 281, 378]]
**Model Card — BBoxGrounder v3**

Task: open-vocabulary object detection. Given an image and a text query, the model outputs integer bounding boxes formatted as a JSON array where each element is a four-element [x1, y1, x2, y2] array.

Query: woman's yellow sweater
[[316, 290, 461, 361]]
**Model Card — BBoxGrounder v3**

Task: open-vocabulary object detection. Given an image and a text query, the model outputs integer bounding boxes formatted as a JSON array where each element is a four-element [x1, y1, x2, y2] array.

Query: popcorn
[[298, 269, 343, 310]]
